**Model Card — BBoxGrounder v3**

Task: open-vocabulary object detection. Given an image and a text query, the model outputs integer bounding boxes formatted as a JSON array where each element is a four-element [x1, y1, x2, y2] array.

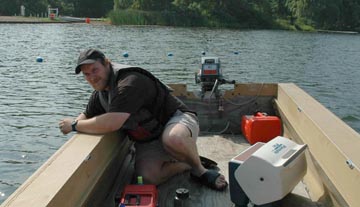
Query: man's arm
[[76, 113, 88, 121], [59, 112, 130, 135]]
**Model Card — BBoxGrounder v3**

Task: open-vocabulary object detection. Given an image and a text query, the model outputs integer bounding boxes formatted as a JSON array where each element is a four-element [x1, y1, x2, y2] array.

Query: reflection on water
[[0, 24, 359, 203]]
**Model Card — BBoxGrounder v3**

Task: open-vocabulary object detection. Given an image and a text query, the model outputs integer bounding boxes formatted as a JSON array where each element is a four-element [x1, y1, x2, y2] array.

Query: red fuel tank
[[241, 112, 282, 145], [119, 184, 158, 207]]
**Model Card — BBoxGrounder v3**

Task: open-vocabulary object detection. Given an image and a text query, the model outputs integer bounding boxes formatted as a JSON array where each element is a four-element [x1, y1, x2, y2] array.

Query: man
[[59, 49, 227, 191]]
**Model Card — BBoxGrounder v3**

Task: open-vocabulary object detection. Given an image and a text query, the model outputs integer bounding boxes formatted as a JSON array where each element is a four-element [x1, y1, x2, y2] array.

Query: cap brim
[[75, 59, 97, 74]]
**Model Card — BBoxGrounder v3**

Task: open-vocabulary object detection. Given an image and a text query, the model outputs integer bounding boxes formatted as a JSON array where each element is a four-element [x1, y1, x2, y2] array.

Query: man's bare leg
[[161, 123, 227, 189], [136, 158, 191, 184]]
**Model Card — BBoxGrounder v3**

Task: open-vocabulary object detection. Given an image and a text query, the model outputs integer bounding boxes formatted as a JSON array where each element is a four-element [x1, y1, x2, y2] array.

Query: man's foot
[[191, 169, 228, 191]]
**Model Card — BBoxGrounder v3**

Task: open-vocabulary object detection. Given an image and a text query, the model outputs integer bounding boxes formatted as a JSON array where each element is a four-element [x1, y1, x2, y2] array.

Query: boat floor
[[155, 134, 320, 207]]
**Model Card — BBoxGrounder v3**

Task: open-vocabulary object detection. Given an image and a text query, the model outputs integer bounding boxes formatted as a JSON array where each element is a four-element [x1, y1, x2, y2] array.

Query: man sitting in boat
[[58, 49, 228, 191]]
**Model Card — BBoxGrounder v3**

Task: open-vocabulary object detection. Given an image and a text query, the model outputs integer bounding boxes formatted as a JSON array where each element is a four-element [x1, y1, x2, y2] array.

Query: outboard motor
[[195, 57, 235, 95], [196, 57, 222, 92]]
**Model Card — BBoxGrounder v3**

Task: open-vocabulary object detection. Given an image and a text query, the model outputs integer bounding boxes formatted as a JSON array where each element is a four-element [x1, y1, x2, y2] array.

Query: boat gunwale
[[276, 83, 360, 207]]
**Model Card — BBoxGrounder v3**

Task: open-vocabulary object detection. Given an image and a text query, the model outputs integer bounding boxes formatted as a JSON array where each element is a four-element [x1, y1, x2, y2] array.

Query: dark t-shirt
[[84, 71, 156, 116], [83, 68, 190, 124]]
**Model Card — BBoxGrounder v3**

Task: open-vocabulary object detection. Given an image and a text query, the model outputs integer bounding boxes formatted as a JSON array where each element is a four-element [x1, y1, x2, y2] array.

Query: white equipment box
[[229, 136, 307, 206]]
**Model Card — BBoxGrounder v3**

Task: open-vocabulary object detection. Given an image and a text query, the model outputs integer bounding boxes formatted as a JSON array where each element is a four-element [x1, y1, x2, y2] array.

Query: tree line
[[0, 0, 113, 18], [1, 0, 359, 31]]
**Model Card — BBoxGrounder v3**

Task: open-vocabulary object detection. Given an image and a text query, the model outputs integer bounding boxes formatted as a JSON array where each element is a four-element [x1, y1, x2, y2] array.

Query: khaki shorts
[[135, 110, 199, 162]]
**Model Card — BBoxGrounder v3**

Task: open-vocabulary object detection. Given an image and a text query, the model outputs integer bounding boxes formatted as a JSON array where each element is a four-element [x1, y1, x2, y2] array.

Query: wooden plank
[[1, 132, 131, 207], [279, 111, 332, 205], [83, 135, 134, 206], [168, 83, 277, 99], [168, 84, 197, 99], [276, 83, 360, 207], [223, 83, 278, 98]]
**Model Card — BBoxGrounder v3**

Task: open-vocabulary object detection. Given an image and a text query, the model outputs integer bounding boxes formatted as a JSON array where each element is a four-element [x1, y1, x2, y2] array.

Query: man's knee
[[163, 133, 183, 149], [162, 124, 191, 150]]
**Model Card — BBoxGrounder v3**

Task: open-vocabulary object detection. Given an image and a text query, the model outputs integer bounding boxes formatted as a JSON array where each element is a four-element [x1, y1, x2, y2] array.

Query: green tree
[[114, 0, 134, 10], [71, 0, 113, 17], [47, 0, 75, 15], [0, 0, 20, 15], [21, 0, 48, 16], [0, 0, 48, 16], [341, 0, 360, 30]]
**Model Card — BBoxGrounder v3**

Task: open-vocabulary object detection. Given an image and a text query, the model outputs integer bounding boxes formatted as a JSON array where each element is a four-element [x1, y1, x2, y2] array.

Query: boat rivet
[[84, 154, 91, 162], [346, 160, 354, 169]]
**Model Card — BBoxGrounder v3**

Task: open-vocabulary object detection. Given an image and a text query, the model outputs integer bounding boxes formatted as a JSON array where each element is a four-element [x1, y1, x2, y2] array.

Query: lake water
[[0, 24, 359, 203]]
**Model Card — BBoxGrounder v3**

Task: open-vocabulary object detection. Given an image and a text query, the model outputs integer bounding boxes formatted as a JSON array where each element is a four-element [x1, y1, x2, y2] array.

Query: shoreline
[[316, 29, 358, 34], [0, 16, 110, 25], [1, 16, 358, 34]]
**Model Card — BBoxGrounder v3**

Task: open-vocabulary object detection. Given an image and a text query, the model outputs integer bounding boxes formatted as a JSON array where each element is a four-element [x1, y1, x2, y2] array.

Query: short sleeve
[[83, 91, 106, 118], [108, 72, 156, 114]]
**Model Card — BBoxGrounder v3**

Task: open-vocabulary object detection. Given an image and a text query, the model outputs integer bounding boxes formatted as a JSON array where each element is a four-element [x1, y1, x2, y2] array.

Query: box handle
[[282, 144, 307, 167]]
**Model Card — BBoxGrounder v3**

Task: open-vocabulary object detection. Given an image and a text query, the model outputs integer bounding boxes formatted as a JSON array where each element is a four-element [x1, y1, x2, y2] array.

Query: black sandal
[[191, 169, 228, 191], [200, 156, 218, 169]]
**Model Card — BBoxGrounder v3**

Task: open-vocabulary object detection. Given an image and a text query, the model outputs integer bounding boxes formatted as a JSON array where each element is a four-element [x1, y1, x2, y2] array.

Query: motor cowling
[[196, 57, 223, 92]]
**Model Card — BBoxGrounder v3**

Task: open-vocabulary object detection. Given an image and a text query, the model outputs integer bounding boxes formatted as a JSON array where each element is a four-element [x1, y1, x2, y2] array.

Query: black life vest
[[98, 63, 170, 142]]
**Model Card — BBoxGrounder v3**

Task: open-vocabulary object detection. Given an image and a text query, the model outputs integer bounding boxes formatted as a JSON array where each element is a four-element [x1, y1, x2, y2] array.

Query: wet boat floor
[[156, 134, 319, 207]]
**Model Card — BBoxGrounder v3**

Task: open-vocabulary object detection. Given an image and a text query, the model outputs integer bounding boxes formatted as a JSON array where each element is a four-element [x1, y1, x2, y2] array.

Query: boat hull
[[2, 83, 359, 207]]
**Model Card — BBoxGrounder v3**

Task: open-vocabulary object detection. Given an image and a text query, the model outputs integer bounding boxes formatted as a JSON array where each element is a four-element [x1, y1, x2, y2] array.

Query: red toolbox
[[241, 112, 282, 145], [119, 184, 158, 207]]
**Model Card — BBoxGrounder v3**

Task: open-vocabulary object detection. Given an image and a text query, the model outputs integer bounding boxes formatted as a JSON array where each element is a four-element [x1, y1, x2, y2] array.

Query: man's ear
[[104, 58, 111, 67]]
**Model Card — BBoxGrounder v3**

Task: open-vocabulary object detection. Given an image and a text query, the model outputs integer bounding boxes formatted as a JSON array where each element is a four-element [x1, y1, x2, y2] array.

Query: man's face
[[81, 60, 110, 91]]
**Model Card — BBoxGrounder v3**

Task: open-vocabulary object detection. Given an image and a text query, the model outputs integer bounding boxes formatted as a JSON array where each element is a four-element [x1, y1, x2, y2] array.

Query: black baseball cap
[[75, 49, 105, 74]]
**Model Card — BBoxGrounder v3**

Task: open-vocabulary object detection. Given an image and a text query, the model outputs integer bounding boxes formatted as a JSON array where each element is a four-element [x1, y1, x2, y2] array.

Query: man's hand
[[59, 118, 74, 135]]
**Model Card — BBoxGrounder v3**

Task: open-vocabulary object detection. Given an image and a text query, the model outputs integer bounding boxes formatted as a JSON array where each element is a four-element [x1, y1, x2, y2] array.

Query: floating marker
[[201, 51, 206, 55], [122, 52, 129, 58], [167, 53, 173, 57], [36, 56, 43, 62]]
